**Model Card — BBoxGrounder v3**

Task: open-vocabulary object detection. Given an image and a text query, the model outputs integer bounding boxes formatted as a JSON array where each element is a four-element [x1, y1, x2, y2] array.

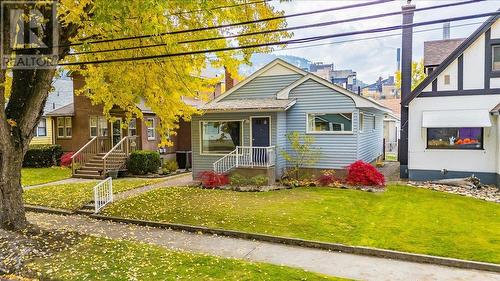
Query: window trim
[[89, 116, 98, 138], [306, 112, 354, 135], [359, 112, 365, 132], [146, 117, 156, 141], [128, 118, 137, 136], [426, 127, 484, 150], [492, 44, 500, 72], [57, 117, 72, 139], [35, 118, 47, 137], [199, 120, 244, 155]]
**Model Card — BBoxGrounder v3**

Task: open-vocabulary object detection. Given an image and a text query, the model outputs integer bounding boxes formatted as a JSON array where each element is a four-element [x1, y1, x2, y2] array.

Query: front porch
[[71, 136, 138, 179], [213, 146, 276, 174]]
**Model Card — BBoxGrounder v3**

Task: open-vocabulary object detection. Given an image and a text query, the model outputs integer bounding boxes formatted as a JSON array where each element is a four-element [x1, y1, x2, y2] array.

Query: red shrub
[[345, 160, 385, 187], [60, 152, 74, 167], [317, 170, 338, 186], [199, 171, 230, 189]]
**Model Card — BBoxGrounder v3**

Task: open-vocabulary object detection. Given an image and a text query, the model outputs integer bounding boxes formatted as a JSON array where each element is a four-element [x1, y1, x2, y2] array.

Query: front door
[[111, 119, 122, 146], [252, 117, 270, 147]]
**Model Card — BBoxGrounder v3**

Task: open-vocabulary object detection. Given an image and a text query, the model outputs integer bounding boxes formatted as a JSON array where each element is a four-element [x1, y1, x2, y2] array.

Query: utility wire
[[59, 11, 499, 66], [68, 0, 485, 56], [18, 0, 394, 50], [178, 0, 484, 44]]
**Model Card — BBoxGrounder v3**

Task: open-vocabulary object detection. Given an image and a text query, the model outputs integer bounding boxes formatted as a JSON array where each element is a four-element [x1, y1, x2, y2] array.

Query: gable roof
[[403, 12, 500, 106], [45, 103, 75, 116], [491, 102, 500, 115], [211, 58, 307, 103], [276, 73, 391, 112], [424, 39, 465, 67]]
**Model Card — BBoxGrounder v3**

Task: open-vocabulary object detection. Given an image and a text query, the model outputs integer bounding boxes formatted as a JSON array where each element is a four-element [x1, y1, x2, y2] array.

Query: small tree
[[280, 131, 320, 180]]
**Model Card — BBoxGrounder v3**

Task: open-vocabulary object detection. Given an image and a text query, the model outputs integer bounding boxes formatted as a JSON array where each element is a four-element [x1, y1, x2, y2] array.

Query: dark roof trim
[[402, 11, 500, 106]]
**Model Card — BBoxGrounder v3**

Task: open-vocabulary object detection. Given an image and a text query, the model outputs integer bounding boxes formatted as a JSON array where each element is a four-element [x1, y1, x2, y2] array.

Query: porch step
[[75, 209, 95, 215], [72, 173, 103, 179], [81, 203, 95, 210]]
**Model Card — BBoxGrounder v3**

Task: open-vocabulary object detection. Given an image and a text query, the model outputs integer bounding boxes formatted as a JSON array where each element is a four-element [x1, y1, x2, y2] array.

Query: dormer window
[[492, 45, 500, 71]]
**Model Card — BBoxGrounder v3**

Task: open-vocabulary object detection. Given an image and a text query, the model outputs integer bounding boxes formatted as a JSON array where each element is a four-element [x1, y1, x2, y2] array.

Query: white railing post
[[235, 146, 239, 168], [93, 177, 113, 213]]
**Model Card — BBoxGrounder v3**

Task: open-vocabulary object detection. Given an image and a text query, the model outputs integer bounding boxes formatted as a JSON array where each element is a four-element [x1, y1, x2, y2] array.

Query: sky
[[269, 0, 499, 83]]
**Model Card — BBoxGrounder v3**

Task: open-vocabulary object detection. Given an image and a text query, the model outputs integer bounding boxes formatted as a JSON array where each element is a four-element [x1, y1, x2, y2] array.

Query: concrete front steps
[[76, 201, 96, 215], [73, 152, 127, 179]]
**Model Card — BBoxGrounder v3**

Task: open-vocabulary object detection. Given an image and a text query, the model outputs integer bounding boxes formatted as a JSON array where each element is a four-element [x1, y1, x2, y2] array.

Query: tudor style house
[[402, 13, 500, 186], [191, 59, 390, 182]]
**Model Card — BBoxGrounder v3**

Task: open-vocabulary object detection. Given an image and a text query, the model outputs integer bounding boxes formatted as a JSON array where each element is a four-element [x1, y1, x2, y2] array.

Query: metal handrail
[[71, 136, 97, 159]]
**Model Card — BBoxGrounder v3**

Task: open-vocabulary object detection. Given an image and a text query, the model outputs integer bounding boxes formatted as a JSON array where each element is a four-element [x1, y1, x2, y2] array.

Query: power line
[[178, 0, 484, 44], [58, 11, 499, 66], [68, 0, 484, 56], [18, 0, 394, 50]]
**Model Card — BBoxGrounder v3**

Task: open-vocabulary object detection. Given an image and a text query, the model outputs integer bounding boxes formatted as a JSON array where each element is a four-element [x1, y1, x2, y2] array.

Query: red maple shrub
[[345, 160, 385, 187], [60, 152, 74, 167], [199, 171, 230, 189]]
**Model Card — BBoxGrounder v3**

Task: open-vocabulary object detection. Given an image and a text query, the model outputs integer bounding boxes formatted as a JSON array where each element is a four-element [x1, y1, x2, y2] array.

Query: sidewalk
[[28, 212, 500, 281], [112, 173, 195, 202]]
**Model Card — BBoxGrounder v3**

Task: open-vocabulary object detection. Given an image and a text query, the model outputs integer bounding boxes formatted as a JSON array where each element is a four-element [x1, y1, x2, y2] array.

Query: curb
[[88, 214, 500, 273], [25, 205, 74, 215]]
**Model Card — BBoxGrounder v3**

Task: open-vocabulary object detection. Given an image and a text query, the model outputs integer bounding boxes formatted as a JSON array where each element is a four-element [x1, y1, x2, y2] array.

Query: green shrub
[[23, 144, 63, 168], [162, 160, 179, 174], [127, 150, 161, 175], [230, 173, 268, 187], [230, 173, 248, 186], [251, 175, 268, 187]]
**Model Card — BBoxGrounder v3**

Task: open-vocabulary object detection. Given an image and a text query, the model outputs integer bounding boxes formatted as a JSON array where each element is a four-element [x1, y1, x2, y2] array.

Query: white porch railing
[[93, 177, 113, 213], [213, 146, 275, 173]]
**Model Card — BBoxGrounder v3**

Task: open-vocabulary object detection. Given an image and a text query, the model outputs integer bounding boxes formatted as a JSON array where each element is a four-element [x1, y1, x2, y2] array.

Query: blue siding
[[357, 109, 384, 162], [276, 111, 287, 177], [191, 112, 277, 178], [287, 79, 358, 169], [222, 74, 302, 101]]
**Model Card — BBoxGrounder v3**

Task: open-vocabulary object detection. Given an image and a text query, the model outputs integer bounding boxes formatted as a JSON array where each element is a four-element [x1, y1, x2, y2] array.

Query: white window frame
[[90, 116, 108, 138], [306, 112, 354, 135], [35, 118, 47, 137], [146, 117, 156, 140], [128, 118, 137, 136], [199, 120, 244, 155], [89, 116, 98, 137], [359, 112, 365, 132]]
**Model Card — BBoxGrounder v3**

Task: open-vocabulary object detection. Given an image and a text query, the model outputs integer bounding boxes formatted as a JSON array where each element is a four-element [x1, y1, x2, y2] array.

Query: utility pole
[[399, 1, 415, 179]]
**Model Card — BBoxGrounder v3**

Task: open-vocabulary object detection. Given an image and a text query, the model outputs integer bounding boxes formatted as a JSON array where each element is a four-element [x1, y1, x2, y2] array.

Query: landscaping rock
[[408, 181, 499, 203]]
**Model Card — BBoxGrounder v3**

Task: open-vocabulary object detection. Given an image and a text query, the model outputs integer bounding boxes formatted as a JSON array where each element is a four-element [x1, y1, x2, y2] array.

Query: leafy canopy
[[395, 59, 426, 91], [58, 0, 291, 145]]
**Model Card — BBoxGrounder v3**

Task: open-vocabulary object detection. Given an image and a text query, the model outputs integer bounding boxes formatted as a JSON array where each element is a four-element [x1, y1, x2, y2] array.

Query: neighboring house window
[[492, 45, 500, 71], [372, 115, 376, 130], [427, 128, 483, 150], [128, 118, 137, 136], [147, 118, 156, 140], [307, 113, 353, 133], [57, 117, 72, 138], [444, 74, 450, 85], [89, 116, 98, 137], [89, 116, 108, 137], [36, 118, 47, 137], [201, 121, 242, 154]]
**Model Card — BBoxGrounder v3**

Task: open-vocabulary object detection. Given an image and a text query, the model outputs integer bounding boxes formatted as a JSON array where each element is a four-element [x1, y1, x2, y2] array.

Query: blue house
[[191, 59, 390, 181]]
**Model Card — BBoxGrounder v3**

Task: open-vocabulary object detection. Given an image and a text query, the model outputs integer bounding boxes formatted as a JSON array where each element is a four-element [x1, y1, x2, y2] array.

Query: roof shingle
[[424, 39, 465, 67]]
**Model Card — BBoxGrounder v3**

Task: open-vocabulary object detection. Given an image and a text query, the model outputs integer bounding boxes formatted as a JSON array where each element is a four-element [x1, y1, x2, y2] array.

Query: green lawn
[[104, 185, 500, 264], [21, 167, 71, 186], [24, 178, 163, 210], [25, 236, 342, 281]]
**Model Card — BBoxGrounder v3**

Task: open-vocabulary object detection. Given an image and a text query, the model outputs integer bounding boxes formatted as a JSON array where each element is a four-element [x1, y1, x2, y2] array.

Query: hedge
[[23, 144, 63, 168], [127, 150, 161, 175]]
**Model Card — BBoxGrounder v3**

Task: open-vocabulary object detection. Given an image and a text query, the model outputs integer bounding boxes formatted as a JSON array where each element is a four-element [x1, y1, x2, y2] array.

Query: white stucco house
[[402, 13, 500, 186]]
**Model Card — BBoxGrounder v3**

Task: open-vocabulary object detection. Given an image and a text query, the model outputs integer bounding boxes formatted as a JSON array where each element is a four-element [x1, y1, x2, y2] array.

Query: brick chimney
[[224, 67, 237, 91]]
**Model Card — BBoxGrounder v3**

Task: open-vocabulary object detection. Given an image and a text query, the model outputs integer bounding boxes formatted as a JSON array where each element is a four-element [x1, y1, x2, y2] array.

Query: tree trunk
[[0, 145, 27, 230]]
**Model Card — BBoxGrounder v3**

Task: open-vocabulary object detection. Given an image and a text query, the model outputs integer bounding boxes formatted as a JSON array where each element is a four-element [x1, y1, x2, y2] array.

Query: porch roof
[[45, 103, 75, 116], [201, 98, 296, 112], [491, 103, 500, 115]]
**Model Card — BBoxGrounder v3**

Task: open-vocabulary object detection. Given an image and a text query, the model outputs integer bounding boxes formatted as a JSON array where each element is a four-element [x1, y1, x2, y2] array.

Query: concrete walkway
[[28, 212, 500, 281], [113, 173, 195, 202]]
